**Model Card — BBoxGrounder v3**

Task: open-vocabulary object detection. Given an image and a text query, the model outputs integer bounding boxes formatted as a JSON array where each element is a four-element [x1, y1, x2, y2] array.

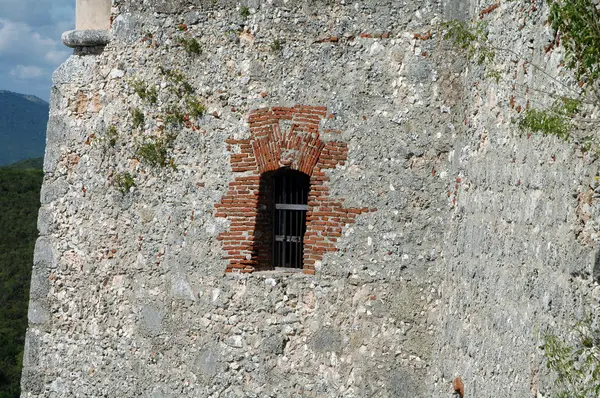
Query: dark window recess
[[272, 169, 310, 268]]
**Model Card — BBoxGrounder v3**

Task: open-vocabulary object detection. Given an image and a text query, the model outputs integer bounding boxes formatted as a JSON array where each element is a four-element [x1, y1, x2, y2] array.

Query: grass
[[114, 172, 135, 194], [186, 96, 206, 118], [131, 108, 145, 129], [136, 134, 176, 168], [177, 37, 202, 55], [165, 106, 186, 126], [271, 39, 282, 52], [130, 79, 158, 104], [543, 314, 600, 398], [105, 125, 118, 147], [159, 67, 194, 95]]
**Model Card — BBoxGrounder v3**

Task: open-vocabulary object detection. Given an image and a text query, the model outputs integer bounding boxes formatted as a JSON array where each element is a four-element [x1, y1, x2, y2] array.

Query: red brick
[[216, 105, 375, 273]]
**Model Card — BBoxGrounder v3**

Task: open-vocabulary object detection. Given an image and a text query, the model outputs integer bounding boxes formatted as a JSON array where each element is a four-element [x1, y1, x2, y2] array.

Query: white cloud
[[10, 65, 44, 80], [0, 19, 58, 59], [44, 49, 71, 64], [0, 0, 74, 31], [0, 0, 74, 99]]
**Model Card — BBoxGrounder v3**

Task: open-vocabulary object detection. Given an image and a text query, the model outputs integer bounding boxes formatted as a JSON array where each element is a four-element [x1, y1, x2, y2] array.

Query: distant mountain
[[0, 90, 48, 167], [2, 157, 44, 170]]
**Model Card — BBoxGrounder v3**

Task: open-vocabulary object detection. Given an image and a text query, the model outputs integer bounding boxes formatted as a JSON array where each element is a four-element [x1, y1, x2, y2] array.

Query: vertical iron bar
[[302, 179, 305, 268], [296, 179, 300, 268], [301, 177, 306, 268], [271, 177, 273, 268], [294, 179, 297, 268], [276, 180, 279, 267], [282, 215, 286, 267], [297, 181, 300, 268], [289, 209, 292, 267], [290, 175, 292, 268], [300, 175, 303, 268], [294, 178, 297, 268], [298, 176, 301, 269], [282, 175, 286, 267]]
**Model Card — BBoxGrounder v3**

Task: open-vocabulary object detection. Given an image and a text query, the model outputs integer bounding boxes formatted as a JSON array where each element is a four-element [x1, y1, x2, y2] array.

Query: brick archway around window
[[215, 105, 375, 274]]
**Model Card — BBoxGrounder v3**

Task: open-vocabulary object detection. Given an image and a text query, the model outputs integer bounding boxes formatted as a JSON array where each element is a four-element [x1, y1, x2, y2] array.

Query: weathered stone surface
[[28, 271, 49, 301], [27, 301, 49, 325], [21, 0, 600, 397], [20, 369, 44, 395], [32, 237, 56, 270], [194, 347, 223, 378], [111, 14, 140, 44], [22, 331, 41, 368], [139, 305, 165, 337], [61, 30, 110, 48]]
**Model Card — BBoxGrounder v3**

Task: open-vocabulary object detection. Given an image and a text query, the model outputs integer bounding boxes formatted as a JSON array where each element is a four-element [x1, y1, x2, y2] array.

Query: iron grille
[[272, 170, 309, 268]]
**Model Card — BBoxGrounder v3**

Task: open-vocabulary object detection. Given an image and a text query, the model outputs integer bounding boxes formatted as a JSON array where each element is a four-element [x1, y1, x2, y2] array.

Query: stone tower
[[21, 0, 600, 396]]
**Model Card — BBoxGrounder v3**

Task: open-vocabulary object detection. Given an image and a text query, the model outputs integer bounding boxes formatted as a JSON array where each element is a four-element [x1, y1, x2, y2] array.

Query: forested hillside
[[0, 91, 48, 166], [0, 162, 42, 397], [3, 158, 43, 171]]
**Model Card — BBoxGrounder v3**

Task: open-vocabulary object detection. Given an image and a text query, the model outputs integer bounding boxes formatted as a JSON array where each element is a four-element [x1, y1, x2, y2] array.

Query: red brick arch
[[215, 105, 373, 274]]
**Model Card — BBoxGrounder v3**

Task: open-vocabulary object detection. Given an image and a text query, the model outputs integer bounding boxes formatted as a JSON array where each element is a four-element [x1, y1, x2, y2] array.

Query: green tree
[[0, 164, 42, 397]]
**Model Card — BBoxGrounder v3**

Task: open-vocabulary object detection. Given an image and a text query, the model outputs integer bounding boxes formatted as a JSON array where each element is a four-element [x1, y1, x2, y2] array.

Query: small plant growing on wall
[[105, 125, 118, 147], [441, 0, 600, 151], [518, 97, 580, 141], [270, 39, 282, 52], [91, 125, 118, 151], [153, 66, 206, 134], [165, 106, 186, 127], [159, 67, 194, 96], [114, 172, 135, 194], [135, 134, 176, 168], [186, 96, 206, 118], [543, 314, 600, 398], [131, 108, 145, 129], [240, 6, 250, 18], [156, 67, 206, 127], [177, 36, 202, 55], [129, 78, 158, 104]]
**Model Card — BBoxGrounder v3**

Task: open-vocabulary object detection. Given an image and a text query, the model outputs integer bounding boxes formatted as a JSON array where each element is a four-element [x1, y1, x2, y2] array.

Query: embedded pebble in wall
[[109, 69, 125, 79]]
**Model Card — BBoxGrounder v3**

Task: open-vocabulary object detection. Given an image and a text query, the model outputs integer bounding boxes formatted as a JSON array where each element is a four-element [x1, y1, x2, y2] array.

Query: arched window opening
[[272, 169, 310, 269], [255, 168, 309, 270]]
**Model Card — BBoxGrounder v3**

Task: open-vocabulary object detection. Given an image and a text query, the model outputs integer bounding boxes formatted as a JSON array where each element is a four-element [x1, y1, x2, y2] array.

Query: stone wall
[[430, 0, 600, 396], [215, 105, 376, 274], [21, 0, 600, 397]]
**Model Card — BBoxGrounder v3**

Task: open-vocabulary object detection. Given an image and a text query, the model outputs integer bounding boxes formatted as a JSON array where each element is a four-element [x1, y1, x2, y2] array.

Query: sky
[[0, 0, 75, 101]]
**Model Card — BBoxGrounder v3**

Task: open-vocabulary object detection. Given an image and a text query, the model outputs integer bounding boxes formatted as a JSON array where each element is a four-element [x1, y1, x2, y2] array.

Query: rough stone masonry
[[21, 0, 600, 397]]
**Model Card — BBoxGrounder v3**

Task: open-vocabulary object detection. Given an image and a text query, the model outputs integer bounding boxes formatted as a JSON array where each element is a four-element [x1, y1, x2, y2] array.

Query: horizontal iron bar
[[275, 204, 308, 210], [275, 235, 302, 242]]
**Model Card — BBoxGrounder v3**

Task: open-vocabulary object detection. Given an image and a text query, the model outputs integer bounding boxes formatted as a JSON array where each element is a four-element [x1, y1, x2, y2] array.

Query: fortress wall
[[430, 0, 600, 396], [22, 1, 460, 396], [22, 0, 600, 397]]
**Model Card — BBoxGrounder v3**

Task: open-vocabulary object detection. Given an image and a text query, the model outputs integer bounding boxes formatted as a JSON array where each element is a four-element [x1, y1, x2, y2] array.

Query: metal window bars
[[272, 170, 309, 269]]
